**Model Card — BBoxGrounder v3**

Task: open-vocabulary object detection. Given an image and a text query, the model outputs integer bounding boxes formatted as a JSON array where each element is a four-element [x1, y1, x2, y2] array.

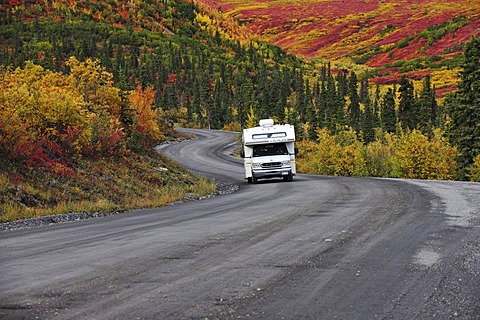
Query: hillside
[[0, 0, 314, 222], [197, 0, 480, 93]]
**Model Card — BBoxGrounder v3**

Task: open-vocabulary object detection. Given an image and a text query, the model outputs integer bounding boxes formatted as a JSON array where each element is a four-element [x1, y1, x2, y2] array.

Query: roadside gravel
[[0, 178, 238, 232]]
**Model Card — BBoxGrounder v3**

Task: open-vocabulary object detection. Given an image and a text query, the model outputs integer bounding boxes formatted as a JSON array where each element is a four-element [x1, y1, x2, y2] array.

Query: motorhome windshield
[[253, 143, 289, 157]]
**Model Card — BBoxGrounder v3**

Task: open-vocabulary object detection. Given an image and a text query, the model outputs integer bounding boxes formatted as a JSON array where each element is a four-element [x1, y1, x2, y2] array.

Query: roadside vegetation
[[0, 152, 215, 223], [296, 128, 459, 180], [296, 36, 480, 182], [0, 57, 215, 223]]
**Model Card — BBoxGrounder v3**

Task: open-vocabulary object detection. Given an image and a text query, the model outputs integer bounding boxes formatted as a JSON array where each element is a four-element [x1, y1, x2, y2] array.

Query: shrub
[[397, 38, 409, 48], [391, 129, 458, 180], [468, 155, 480, 182], [297, 128, 459, 180]]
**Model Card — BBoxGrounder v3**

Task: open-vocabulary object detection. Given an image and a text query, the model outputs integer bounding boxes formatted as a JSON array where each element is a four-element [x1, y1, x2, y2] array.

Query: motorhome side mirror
[[240, 151, 245, 158], [295, 147, 298, 155]]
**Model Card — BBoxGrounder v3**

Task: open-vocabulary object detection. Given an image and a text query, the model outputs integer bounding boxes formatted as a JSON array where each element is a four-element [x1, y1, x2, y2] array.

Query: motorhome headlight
[[252, 162, 262, 168], [282, 160, 291, 166]]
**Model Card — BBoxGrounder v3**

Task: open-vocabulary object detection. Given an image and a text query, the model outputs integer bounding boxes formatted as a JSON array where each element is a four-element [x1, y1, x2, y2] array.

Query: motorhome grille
[[261, 162, 282, 168]]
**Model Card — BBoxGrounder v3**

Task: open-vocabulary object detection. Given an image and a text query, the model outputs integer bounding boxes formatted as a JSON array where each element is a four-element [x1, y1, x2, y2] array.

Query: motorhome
[[241, 119, 296, 184]]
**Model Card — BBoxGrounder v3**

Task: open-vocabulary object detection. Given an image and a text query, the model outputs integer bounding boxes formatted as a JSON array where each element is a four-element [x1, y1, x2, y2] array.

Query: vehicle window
[[253, 143, 288, 157]]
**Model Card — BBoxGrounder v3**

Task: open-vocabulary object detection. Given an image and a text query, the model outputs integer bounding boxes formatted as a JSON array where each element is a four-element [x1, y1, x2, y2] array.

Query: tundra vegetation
[[1, 0, 479, 222]]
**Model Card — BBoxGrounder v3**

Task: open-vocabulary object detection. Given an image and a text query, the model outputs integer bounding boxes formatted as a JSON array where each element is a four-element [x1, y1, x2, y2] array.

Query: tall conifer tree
[[445, 36, 480, 179], [418, 74, 437, 134], [347, 71, 361, 132], [381, 88, 397, 133], [398, 76, 417, 130]]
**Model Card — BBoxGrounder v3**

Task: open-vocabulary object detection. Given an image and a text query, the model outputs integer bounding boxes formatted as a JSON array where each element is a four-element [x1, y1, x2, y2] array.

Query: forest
[[1, 0, 480, 221]]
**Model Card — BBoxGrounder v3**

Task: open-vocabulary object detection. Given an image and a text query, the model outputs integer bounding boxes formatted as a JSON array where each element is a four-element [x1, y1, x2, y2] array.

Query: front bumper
[[252, 168, 292, 178]]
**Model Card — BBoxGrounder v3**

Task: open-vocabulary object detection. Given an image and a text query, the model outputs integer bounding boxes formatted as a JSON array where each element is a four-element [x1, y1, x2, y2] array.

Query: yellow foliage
[[299, 128, 365, 176], [295, 140, 319, 173], [468, 155, 480, 182], [1, 58, 165, 162], [194, 1, 254, 44], [296, 127, 458, 180], [300, 122, 311, 141], [223, 122, 241, 132], [0, 62, 89, 158], [392, 129, 458, 180], [363, 131, 396, 177], [283, 106, 294, 125], [66, 57, 121, 116], [245, 106, 258, 128]]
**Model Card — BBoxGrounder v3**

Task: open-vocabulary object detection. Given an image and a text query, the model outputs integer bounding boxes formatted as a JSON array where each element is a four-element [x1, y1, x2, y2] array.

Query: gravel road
[[1, 129, 479, 319]]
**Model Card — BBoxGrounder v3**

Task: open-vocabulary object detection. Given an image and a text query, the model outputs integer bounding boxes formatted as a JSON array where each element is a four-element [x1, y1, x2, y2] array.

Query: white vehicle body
[[242, 119, 296, 184]]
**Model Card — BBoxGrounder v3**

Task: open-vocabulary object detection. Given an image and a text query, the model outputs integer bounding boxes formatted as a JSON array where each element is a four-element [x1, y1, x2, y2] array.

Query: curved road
[[1, 129, 480, 319]]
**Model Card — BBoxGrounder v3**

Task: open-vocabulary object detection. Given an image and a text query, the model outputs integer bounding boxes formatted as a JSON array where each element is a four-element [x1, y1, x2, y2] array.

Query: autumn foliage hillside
[[197, 0, 480, 92]]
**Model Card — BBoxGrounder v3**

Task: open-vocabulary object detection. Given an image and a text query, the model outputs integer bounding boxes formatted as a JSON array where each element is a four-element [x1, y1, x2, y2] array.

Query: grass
[[0, 150, 216, 223]]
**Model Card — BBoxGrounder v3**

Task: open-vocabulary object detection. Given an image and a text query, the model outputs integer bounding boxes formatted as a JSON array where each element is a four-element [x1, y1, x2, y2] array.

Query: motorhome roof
[[243, 121, 295, 145], [259, 119, 274, 127]]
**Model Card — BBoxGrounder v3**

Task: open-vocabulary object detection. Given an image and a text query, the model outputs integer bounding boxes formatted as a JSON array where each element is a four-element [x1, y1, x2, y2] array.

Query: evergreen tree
[[324, 63, 339, 131], [363, 99, 376, 144], [335, 69, 348, 130], [347, 71, 361, 132], [398, 75, 417, 130], [337, 69, 348, 101], [312, 81, 323, 129], [294, 70, 306, 120], [361, 84, 376, 144], [271, 64, 285, 119], [372, 83, 381, 128], [418, 74, 437, 134], [304, 79, 316, 139], [445, 36, 480, 179], [359, 79, 369, 104], [381, 88, 397, 133]]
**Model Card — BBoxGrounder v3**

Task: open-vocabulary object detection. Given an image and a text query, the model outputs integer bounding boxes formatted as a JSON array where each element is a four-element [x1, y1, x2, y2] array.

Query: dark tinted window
[[253, 143, 288, 157]]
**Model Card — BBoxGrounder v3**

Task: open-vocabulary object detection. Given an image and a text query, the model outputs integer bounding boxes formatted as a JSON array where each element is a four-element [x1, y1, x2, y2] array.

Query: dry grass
[[0, 151, 216, 223]]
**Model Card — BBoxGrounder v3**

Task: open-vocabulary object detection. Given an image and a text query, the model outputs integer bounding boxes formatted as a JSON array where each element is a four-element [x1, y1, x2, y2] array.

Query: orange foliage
[[0, 58, 137, 171], [128, 85, 164, 149]]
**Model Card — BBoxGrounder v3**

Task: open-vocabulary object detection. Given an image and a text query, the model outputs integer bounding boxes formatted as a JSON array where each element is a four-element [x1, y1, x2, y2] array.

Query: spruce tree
[[347, 71, 361, 132], [381, 88, 397, 133], [312, 81, 322, 128], [360, 79, 369, 104], [363, 100, 376, 144], [398, 75, 417, 130], [372, 84, 381, 128], [361, 84, 377, 144], [325, 63, 339, 131], [418, 74, 437, 134], [445, 36, 480, 179]]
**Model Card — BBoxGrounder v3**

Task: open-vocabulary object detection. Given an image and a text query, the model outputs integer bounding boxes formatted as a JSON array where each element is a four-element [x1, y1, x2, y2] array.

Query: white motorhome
[[241, 119, 296, 184]]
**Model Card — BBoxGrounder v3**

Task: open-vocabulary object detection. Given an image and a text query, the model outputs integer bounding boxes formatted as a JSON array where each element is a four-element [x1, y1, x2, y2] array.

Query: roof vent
[[259, 119, 274, 127]]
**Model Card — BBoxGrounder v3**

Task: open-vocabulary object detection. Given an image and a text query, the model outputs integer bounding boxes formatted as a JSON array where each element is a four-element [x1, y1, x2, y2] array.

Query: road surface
[[1, 129, 479, 319]]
